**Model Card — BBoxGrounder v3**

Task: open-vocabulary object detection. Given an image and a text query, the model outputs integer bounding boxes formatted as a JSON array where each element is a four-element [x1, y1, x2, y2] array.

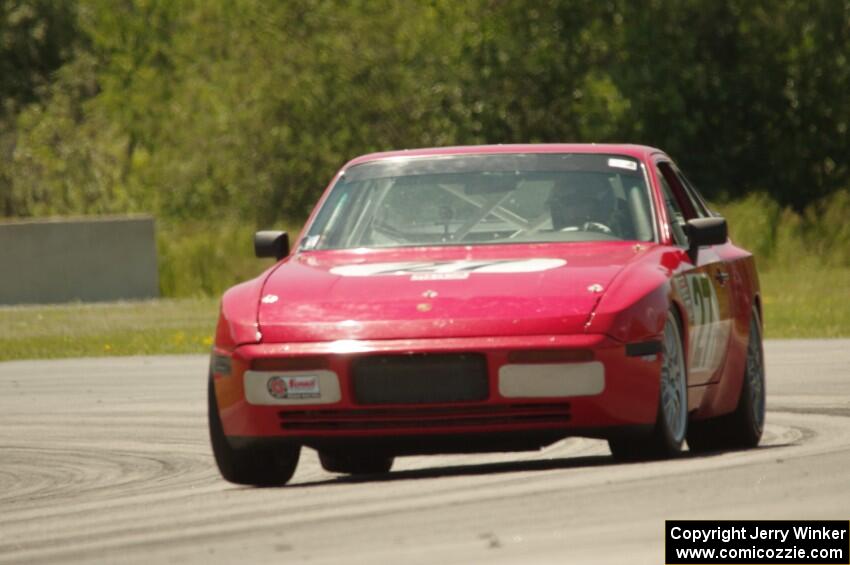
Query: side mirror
[[685, 217, 727, 260], [254, 231, 289, 260]]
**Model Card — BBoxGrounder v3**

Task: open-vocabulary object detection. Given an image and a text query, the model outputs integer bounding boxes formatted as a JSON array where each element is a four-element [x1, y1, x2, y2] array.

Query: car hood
[[257, 242, 647, 343]]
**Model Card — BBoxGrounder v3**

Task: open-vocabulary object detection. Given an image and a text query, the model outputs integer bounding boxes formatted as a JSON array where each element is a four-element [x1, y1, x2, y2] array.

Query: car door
[[655, 160, 733, 385]]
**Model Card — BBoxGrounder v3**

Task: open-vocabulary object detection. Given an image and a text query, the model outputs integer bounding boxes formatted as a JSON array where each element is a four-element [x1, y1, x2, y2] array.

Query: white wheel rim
[[661, 313, 687, 443], [747, 316, 766, 432]]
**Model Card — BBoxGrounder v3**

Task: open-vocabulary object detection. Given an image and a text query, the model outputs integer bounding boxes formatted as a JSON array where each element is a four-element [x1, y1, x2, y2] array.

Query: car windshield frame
[[299, 153, 658, 251]]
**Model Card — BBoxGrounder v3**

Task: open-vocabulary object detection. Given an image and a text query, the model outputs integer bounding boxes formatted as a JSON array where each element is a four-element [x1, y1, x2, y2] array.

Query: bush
[[716, 189, 850, 271], [156, 220, 300, 297]]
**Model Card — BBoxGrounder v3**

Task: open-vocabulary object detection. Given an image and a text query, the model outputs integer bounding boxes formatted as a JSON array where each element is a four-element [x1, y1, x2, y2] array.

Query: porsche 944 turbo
[[208, 144, 765, 486]]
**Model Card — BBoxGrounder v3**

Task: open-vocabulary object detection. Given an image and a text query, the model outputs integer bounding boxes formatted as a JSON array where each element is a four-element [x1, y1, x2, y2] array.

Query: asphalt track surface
[[1, 340, 848, 564]]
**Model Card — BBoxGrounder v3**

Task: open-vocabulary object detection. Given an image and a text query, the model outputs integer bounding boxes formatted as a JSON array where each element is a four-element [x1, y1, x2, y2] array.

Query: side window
[[657, 162, 699, 219], [675, 168, 713, 218], [656, 165, 689, 246]]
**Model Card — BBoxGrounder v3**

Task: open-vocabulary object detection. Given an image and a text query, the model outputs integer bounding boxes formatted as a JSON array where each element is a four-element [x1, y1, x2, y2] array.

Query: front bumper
[[212, 334, 661, 441]]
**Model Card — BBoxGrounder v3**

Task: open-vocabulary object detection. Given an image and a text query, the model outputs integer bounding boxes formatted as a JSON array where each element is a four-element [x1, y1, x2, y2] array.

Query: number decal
[[682, 272, 720, 371]]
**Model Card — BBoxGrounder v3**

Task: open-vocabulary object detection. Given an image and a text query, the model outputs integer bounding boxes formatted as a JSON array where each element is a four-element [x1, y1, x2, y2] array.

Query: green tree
[[0, 0, 79, 216], [449, 1, 630, 144], [614, 0, 850, 209], [3, 0, 848, 221]]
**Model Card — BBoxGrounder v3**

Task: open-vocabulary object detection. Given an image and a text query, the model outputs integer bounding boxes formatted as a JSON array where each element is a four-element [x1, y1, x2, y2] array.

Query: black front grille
[[278, 403, 571, 431], [352, 353, 488, 405]]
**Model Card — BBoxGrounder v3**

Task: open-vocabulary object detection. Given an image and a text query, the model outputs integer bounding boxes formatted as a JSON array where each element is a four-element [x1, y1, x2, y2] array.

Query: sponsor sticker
[[266, 375, 320, 399], [608, 158, 638, 171]]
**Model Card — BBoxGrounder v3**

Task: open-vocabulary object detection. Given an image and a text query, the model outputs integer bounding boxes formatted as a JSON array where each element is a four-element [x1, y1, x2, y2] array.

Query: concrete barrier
[[0, 216, 159, 305]]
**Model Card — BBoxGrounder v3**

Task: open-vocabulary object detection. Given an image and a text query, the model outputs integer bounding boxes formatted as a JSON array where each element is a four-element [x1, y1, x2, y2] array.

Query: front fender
[[585, 247, 682, 342], [588, 281, 670, 343], [215, 271, 276, 351]]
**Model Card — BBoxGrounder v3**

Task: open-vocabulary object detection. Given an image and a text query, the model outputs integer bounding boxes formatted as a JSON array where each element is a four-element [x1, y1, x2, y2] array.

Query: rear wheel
[[687, 308, 765, 452], [208, 375, 300, 486], [319, 450, 394, 475], [609, 309, 688, 460]]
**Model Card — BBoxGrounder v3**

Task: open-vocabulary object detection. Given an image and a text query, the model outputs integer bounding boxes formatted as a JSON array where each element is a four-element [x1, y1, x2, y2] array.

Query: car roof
[[342, 143, 664, 169]]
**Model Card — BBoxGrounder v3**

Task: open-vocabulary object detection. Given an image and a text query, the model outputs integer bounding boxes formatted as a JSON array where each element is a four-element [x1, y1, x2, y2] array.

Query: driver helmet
[[549, 177, 606, 230]]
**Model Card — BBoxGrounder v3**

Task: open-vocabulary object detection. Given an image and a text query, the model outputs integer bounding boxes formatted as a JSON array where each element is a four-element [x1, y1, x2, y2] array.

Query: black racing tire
[[208, 374, 300, 486], [609, 308, 688, 461], [687, 308, 765, 452], [318, 450, 394, 475]]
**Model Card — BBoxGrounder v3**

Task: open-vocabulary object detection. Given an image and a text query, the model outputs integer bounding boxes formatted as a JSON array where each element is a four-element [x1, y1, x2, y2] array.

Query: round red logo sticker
[[267, 376, 288, 399]]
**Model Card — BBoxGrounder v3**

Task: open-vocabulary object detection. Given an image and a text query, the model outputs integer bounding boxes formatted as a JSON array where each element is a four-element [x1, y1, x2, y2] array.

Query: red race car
[[208, 144, 765, 486]]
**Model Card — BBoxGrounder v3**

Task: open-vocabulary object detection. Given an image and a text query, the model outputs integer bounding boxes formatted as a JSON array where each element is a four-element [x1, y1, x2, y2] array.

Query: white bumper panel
[[498, 362, 605, 398], [244, 370, 341, 405]]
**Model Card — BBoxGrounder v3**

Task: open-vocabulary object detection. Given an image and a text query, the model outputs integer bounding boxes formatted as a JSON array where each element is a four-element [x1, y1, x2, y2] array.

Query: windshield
[[301, 153, 655, 250]]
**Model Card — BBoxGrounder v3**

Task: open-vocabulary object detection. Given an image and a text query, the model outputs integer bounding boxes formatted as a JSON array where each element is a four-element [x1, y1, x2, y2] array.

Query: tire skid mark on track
[[0, 448, 208, 503], [0, 417, 827, 563], [0, 344, 848, 565], [771, 406, 850, 418]]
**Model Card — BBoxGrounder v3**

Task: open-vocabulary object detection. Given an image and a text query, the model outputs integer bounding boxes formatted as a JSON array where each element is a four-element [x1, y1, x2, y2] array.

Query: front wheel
[[687, 307, 765, 452], [609, 309, 688, 460], [208, 375, 300, 486]]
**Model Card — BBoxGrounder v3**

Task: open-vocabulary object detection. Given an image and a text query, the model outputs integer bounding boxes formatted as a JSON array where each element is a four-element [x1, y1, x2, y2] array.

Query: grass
[[0, 298, 219, 361], [760, 268, 850, 338], [716, 189, 850, 337]]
